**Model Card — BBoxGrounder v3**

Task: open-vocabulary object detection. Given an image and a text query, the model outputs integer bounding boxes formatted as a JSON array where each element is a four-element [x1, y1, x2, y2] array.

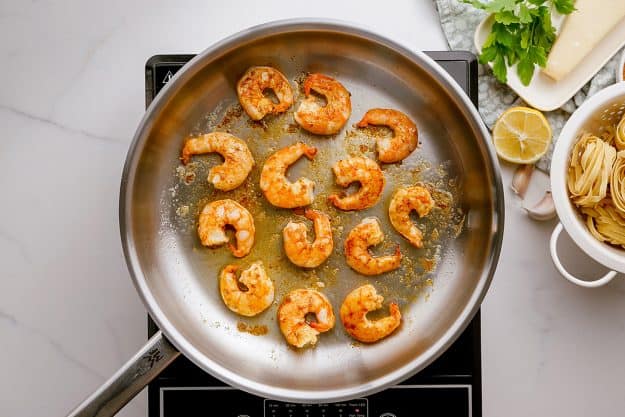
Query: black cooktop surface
[[145, 51, 481, 417]]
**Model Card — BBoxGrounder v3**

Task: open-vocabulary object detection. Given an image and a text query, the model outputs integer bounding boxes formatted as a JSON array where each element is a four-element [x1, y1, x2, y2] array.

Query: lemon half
[[492, 106, 552, 164]]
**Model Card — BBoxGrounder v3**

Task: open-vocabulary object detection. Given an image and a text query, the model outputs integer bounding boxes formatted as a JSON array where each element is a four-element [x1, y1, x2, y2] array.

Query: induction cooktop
[[145, 51, 481, 417]]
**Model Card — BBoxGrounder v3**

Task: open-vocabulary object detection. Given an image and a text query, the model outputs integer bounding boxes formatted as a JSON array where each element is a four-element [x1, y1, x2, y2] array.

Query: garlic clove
[[511, 164, 534, 198], [523, 190, 556, 221]]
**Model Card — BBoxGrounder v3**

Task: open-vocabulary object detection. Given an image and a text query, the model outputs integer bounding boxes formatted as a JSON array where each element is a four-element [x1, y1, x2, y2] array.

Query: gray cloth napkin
[[434, 0, 622, 172]]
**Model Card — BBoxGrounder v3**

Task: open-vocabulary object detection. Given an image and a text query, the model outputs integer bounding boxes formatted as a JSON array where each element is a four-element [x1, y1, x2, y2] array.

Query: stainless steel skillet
[[68, 19, 504, 416]]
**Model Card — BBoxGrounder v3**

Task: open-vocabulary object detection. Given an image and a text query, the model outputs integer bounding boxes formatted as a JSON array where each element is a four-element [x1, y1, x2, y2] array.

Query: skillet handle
[[66, 330, 180, 417]]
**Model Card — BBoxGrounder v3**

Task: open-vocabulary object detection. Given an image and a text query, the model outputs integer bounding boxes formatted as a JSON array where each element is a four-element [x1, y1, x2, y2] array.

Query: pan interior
[[125, 25, 500, 399]]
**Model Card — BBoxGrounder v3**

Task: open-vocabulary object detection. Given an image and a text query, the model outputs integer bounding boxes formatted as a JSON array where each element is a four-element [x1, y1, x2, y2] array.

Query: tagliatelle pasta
[[567, 133, 616, 207], [581, 201, 625, 249], [568, 118, 625, 249], [616, 115, 625, 151], [600, 125, 617, 147], [611, 151, 625, 215]]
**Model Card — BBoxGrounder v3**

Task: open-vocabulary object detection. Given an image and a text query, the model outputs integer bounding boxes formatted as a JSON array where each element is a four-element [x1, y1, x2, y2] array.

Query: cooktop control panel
[[159, 385, 471, 416], [265, 399, 367, 417]]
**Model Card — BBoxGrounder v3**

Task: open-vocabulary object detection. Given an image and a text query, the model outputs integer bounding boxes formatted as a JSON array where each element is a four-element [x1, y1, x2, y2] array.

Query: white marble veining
[[0, 1, 623, 416]]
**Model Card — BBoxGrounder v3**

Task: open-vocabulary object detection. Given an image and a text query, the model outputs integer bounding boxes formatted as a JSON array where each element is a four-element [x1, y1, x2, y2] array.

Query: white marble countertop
[[1, 1, 624, 416]]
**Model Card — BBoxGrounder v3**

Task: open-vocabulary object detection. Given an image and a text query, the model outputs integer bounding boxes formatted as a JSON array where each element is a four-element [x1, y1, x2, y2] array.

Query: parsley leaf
[[493, 54, 508, 83], [461, 0, 575, 86], [552, 0, 576, 14], [518, 4, 532, 23], [495, 11, 520, 25], [517, 56, 535, 85], [485, 0, 518, 12], [468, 0, 519, 13]]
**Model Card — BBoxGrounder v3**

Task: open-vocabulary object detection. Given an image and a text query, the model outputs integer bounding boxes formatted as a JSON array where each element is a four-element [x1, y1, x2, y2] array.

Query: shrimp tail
[[308, 321, 325, 331], [228, 243, 243, 258], [303, 76, 313, 96], [309, 315, 334, 333], [181, 145, 192, 165], [389, 302, 401, 319], [355, 118, 369, 128], [327, 194, 340, 205], [303, 146, 317, 160], [223, 264, 239, 274]]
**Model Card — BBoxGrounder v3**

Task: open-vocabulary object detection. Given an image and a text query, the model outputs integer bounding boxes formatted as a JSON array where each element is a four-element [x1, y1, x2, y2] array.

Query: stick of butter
[[543, 0, 625, 81]]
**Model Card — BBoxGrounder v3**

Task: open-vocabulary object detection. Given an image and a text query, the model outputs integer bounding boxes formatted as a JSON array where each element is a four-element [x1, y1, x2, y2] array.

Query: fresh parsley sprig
[[462, 0, 575, 86]]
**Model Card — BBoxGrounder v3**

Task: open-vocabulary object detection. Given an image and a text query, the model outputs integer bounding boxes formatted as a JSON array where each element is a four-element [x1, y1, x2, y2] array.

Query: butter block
[[543, 0, 625, 81]]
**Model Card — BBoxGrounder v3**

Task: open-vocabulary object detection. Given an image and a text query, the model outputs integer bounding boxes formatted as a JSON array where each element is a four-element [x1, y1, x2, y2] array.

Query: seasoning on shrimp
[[220, 262, 274, 317], [328, 156, 385, 210], [344, 217, 402, 275], [278, 289, 335, 348], [237, 66, 294, 120], [357, 108, 418, 163], [181, 132, 254, 191], [294, 73, 351, 135], [340, 284, 401, 343], [260, 142, 317, 208], [198, 199, 255, 257], [283, 209, 333, 268], [389, 185, 435, 248]]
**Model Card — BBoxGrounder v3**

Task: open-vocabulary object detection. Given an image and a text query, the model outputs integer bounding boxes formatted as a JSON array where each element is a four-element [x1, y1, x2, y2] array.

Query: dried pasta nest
[[567, 133, 616, 207], [616, 116, 625, 151], [568, 112, 625, 250], [581, 200, 625, 249], [611, 151, 625, 214]]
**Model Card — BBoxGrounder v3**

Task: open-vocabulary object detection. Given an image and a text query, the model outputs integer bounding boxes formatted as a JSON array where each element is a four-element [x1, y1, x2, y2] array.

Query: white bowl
[[550, 83, 625, 287]]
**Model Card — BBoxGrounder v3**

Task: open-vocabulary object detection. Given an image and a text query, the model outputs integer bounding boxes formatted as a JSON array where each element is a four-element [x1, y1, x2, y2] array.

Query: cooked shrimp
[[283, 209, 333, 268], [328, 156, 385, 211], [340, 284, 401, 343], [344, 217, 401, 275], [181, 132, 254, 191], [260, 142, 317, 208], [294, 73, 351, 135], [357, 108, 418, 163], [220, 262, 274, 317], [237, 66, 294, 121], [278, 289, 335, 348], [198, 199, 255, 258], [389, 185, 435, 248]]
